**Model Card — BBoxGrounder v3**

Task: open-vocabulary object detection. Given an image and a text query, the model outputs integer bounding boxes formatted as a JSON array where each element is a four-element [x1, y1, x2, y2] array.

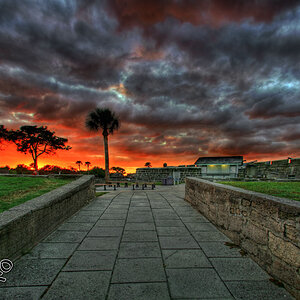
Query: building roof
[[194, 156, 243, 165]]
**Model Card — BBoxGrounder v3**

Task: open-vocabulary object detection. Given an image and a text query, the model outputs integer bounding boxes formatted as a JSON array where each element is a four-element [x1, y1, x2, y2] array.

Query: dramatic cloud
[[0, 0, 299, 171], [107, 0, 299, 28]]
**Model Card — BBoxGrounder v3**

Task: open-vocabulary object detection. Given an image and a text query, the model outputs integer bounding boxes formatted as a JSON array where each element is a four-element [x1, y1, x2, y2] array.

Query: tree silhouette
[[110, 166, 125, 175], [85, 108, 120, 182], [89, 166, 105, 178], [15, 164, 31, 175], [145, 162, 152, 168], [163, 163, 167, 167], [4, 125, 71, 174], [85, 161, 91, 173], [0, 125, 8, 149], [76, 161, 83, 171]]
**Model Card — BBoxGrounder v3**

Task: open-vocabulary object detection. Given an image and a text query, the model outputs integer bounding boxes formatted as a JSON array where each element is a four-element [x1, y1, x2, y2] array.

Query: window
[[207, 165, 230, 174]]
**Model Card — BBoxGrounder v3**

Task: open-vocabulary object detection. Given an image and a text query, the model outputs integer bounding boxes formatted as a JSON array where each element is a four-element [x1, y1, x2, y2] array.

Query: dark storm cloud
[[0, 93, 95, 128], [0, 0, 133, 88], [0, 0, 299, 161], [124, 70, 215, 106], [246, 95, 300, 119]]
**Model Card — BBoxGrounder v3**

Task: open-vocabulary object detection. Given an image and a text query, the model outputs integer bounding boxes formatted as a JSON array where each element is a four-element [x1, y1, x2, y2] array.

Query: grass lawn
[[0, 176, 74, 213], [219, 181, 300, 201], [95, 192, 107, 197]]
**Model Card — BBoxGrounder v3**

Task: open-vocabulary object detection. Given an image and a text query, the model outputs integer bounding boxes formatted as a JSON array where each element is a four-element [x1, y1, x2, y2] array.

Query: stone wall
[[243, 158, 300, 179], [136, 167, 202, 182], [185, 177, 300, 298], [0, 175, 95, 260]]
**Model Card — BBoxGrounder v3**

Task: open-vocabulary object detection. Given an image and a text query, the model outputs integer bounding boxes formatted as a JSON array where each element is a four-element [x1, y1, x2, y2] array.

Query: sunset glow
[[1, 0, 300, 173]]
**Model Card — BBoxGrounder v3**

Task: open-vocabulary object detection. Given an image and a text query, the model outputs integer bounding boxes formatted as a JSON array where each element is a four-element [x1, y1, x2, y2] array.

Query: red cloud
[[108, 0, 298, 29]]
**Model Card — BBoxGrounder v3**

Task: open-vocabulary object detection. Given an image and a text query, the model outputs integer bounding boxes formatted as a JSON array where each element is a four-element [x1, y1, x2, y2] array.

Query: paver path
[[0, 185, 294, 299]]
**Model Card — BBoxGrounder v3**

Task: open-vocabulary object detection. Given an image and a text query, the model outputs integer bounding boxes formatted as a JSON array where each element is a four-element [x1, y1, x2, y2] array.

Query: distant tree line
[[0, 164, 107, 178]]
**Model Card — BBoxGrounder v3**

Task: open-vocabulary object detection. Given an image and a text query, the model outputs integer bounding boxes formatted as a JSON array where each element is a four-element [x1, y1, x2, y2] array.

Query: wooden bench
[[95, 181, 130, 190], [107, 181, 130, 188], [132, 182, 155, 190]]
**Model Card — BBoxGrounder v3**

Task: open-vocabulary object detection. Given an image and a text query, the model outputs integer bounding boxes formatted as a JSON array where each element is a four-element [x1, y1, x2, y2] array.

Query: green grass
[[219, 181, 300, 201], [0, 176, 74, 213], [95, 192, 107, 197]]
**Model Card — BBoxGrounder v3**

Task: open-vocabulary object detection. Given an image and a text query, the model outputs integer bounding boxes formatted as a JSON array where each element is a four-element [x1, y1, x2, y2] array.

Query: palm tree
[[145, 162, 152, 168], [85, 161, 91, 174], [85, 108, 120, 182], [76, 160, 83, 171]]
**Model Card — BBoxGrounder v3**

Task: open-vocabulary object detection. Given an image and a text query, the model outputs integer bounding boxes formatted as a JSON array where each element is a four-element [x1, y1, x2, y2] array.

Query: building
[[194, 156, 243, 179], [136, 166, 201, 182]]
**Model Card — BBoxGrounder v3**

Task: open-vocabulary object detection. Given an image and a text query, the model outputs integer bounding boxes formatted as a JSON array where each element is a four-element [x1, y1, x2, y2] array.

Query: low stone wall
[[185, 177, 300, 298], [0, 175, 95, 260], [136, 167, 202, 181], [243, 158, 300, 179]]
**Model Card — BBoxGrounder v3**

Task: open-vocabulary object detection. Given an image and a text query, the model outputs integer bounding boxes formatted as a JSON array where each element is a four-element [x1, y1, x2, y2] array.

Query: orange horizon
[[0, 143, 296, 174]]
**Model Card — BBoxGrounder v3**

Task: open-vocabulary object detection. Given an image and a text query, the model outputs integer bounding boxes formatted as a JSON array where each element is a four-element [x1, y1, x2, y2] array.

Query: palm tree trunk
[[103, 134, 109, 183]]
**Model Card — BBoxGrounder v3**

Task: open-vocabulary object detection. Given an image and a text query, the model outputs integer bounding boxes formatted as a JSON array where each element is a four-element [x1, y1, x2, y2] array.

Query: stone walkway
[[0, 185, 294, 299]]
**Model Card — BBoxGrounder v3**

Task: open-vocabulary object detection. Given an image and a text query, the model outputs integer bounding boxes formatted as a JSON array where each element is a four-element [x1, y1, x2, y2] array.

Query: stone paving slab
[[43, 271, 111, 300], [157, 226, 190, 236], [162, 249, 212, 268], [159, 235, 200, 249], [0, 286, 48, 299], [119, 242, 161, 258], [2, 258, 66, 286], [63, 250, 117, 271], [225, 280, 294, 299], [0, 186, 295, 299], [101, 213, 127, 220], [199, 241, 242, 258], [87, 226, 123, 237], [153, 214, 180, 220], [57, 222, 94, 231], [166, 268, 233, 298], [108, 282, 170, 300], [124, 222, 155, 231], [95, 219, 125, 227], [78, 237, 120, 250], [122, 230, 158, 242], [155, 219, 185, 227], [112, 258, 166, 283], [211, 257, 270, 281]]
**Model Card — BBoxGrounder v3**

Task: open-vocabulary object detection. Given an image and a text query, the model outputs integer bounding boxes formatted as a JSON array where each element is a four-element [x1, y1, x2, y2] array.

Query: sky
[[0, 0, 300, 173]]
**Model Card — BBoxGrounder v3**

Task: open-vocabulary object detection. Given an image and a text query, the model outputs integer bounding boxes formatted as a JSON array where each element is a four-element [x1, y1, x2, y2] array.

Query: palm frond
[[85, 107, 120, 136]]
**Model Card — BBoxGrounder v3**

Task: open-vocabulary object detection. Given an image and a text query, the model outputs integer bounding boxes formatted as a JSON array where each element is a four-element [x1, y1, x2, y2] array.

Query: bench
[[107, 181, 130, 188], [132, 182, 155, 190], [95, 181, 130, 190]]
